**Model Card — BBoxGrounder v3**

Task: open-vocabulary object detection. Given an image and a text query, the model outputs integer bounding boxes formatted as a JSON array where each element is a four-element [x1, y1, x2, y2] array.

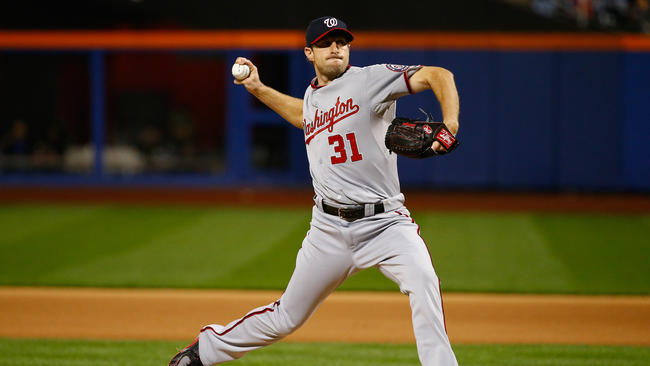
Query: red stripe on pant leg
[[202, 300, 280, 337], [415, 222, 448, 334], [400, 212, 449, 335], [438, 278, 447, 334]]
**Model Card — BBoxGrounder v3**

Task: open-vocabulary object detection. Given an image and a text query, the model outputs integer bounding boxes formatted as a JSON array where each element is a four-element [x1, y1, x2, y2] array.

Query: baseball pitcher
[[170, 15, 460, 366]]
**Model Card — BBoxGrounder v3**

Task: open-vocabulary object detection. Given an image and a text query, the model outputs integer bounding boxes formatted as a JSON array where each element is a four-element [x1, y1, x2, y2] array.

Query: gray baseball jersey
[[302, 64, 422, 206]]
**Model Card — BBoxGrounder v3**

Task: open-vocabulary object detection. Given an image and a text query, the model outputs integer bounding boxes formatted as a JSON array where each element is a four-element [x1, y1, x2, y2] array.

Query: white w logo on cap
[[324, 18, 338, 27]]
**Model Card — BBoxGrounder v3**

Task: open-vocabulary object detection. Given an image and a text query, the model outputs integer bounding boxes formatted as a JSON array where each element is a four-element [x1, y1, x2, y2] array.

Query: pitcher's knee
[[274, 308, 306, 338], [275, 321, 300, 338], [404, 266, 439, 296]]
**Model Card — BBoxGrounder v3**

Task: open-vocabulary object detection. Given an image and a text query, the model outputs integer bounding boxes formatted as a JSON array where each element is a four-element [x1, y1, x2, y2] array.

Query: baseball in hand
[[231, 63, 250, 81]]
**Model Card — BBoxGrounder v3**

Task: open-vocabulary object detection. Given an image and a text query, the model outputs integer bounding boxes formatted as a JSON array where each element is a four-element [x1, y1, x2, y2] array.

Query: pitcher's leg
[[371, 215, 457, 366], [198, 235, 354, 365], [379, 257, 456, 366]]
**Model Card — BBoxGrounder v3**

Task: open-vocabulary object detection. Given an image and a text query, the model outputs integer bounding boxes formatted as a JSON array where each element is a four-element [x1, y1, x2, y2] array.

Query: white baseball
[[232, 63, 250, 81]]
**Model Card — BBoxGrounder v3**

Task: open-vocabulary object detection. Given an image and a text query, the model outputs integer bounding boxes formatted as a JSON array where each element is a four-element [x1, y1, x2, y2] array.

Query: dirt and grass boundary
[[1, 186, 649, 213], [1, 287, 648, 345]]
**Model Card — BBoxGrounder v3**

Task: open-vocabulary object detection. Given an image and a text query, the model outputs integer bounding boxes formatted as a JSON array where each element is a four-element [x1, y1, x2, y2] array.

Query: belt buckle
[[337, 207, 358, 222]]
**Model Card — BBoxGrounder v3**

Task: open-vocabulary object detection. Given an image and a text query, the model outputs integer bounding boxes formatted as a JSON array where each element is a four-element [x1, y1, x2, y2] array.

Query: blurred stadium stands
[[0, 1, 649, 192], [510, 0, 650, 32]]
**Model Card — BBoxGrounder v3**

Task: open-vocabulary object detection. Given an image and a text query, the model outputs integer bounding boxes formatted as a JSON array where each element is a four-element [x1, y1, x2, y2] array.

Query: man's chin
[[319, 64, 347, 80]]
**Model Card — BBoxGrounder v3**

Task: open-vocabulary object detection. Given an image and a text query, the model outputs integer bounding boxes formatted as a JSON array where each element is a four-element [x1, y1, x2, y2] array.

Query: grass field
[[1, 204, 648, 294], [1, 203, 649, 365], [0, 338, 648, 366]]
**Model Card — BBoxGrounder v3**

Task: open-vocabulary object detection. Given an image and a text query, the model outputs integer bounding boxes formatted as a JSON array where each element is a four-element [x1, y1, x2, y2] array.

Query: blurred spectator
[[529, 0, 649, 31], [593, 0, 629, 28], [532, 0, 560, 17], [132, 108, 199, 173], [136, 123, 171, 172], [575, 0, 592, 27], [63, 144, 145, 174], [631, 0, 650, 32], [32, 123, 67, 172], [1, 119, 31, 155], [136, 124, 164, 157], [166, 109, 197, 172], [0, 119, 33, 172]]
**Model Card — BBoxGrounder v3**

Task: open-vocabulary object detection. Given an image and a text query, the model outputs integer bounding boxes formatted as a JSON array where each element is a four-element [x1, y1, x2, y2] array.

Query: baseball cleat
[[168, 339, 202, 366]]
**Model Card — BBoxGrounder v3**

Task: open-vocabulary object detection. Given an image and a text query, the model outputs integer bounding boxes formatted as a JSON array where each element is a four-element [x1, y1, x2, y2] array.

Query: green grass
[[0, 204, 649, 294], [417, 213, 650, 294], [0, 338, 648, 366]]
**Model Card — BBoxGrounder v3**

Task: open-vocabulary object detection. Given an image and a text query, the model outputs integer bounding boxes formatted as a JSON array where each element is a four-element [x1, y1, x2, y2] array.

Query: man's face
[[305, 34, 350, 80]]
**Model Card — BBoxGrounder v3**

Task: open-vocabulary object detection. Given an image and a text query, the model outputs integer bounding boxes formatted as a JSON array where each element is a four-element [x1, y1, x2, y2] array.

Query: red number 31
[[328, 133, 363, 165]]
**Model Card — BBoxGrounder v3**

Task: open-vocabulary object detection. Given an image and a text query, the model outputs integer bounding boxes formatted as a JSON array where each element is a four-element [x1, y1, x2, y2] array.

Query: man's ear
[[304, 47, 314, 62]]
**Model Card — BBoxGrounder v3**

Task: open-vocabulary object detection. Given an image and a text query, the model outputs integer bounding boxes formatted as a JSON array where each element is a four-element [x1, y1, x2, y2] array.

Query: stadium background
[[1, 1, 649, 365]]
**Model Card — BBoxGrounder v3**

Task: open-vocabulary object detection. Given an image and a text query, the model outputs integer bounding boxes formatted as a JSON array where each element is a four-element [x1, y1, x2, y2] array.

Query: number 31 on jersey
[[328, 132, 363, 165]]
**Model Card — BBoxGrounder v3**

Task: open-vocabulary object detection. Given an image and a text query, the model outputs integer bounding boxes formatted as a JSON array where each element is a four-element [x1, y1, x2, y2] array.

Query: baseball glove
[[384, 110, 459, 159]]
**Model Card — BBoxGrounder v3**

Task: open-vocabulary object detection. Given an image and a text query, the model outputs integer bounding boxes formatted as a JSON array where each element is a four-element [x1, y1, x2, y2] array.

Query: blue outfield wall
[[623, 52, 650, 190], [249, 49, 648, 191], [1, 48, 648, 191]]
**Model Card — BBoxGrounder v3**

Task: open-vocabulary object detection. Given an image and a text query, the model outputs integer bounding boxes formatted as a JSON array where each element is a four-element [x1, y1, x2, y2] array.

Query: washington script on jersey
[[304, 96, 359, 144]]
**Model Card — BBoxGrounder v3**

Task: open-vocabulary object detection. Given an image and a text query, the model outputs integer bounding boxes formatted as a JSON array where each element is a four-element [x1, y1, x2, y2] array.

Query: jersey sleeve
[[365, 64, 423, 115]]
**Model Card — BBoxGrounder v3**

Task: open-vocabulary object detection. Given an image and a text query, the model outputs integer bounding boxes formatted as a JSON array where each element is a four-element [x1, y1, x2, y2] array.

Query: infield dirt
[[1, 287, 648, 346]]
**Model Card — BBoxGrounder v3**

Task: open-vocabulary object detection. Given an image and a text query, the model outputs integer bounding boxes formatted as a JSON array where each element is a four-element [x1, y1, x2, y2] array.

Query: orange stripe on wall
[[355, 32, 649, 51], [0, 31, 304, 49], [0, 30, 649, 51]]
